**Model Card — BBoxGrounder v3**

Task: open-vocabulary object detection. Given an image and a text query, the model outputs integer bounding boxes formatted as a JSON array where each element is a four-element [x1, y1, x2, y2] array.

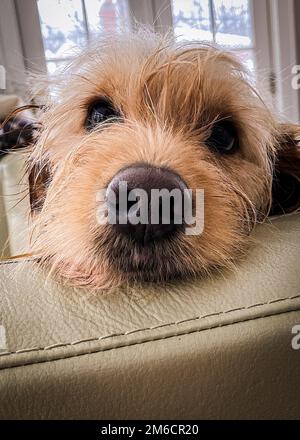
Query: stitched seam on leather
[[1, 293, 300, 357], [1, 307, 300, 370]]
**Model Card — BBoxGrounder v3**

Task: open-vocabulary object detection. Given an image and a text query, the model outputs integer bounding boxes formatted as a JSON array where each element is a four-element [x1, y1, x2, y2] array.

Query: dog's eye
[[206, 120, 238, 154], [86, 98, 120, 130]]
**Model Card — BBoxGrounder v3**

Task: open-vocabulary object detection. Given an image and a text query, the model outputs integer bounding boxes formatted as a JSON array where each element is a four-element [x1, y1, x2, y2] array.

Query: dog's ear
[[270, 123, 300, 216], [0, 104, 50, 213], [28, 160, 51, 213]]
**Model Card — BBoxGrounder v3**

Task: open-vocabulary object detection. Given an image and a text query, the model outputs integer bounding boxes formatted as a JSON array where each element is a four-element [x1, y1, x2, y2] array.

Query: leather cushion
[[0, 214, 299, 419]]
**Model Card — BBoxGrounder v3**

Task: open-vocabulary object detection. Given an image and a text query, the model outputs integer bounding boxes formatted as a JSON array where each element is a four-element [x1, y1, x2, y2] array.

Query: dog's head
[[28, 31, 300, 288]]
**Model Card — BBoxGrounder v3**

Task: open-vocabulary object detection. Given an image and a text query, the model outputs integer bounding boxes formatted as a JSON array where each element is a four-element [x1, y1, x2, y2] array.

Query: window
[[37, 0, 130, 73], [171, 0, 255, 71], [34, 0, 256, 75], [8, 0, 299, 120]]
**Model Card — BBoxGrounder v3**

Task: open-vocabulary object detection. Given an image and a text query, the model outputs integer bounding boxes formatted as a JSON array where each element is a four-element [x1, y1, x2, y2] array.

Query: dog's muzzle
[[106, 164, 187, 245]]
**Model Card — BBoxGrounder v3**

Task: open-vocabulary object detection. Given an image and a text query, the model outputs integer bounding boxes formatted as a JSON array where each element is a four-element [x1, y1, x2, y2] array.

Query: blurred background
[[1, 0, 300, 119], [0, 0, 299, 257]]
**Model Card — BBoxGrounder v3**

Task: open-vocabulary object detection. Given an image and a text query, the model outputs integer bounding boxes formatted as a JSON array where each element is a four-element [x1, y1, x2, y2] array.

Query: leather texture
[[0, 213, 300, 419], [0, 153, 29, 256], [0, 160, 10, 256]]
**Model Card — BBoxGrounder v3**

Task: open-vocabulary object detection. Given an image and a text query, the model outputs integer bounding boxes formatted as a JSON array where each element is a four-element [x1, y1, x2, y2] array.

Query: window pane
[[37, 0, 86, 60], [214, 0, 253, 48], [37, 0, 130, 74], [85, 0, 130, 37], [172, 0, 213, 42], [171, 0, 255, 71]]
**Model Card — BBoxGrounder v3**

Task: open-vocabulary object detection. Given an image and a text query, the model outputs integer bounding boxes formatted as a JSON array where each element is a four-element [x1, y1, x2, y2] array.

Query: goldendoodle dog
[[24, 30, 300, 288]]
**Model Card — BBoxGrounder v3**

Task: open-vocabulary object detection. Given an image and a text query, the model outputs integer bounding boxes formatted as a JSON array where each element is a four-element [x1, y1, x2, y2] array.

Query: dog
[[26, 30, 300, 289]]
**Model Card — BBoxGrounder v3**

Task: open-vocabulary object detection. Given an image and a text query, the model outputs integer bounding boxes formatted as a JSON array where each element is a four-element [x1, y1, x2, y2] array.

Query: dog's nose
[[106, 165, 187, 244]]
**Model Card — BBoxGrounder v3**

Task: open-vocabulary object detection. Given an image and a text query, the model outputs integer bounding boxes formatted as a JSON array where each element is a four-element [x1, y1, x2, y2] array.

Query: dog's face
[[28, 32, 300, 288]]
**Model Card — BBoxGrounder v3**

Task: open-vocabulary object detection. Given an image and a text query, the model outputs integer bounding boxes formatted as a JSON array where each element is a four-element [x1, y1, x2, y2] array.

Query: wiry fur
[[27, 30, 300, 288]]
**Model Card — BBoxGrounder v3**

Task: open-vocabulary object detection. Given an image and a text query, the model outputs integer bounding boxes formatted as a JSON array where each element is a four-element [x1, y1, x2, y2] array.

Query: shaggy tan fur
[[27, 30, 300, 288]]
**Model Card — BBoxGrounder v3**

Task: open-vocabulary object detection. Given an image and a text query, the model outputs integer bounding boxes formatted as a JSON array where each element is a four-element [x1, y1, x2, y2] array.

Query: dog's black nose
[[106, 165, 187, 244]]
